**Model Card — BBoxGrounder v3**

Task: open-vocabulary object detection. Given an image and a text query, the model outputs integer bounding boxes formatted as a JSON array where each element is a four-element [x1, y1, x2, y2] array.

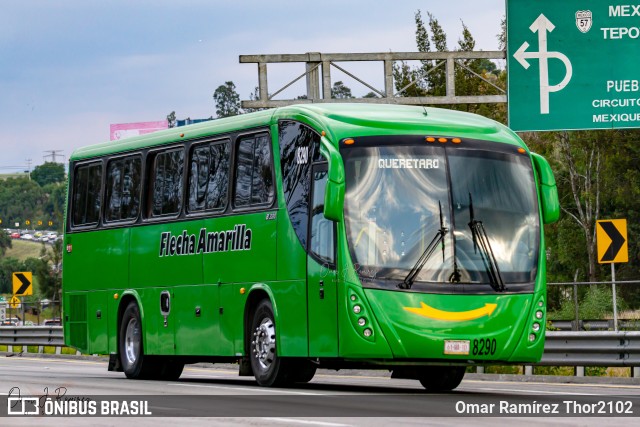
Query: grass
[[0, 344, 79, 355], [3, 239, 45, 261]]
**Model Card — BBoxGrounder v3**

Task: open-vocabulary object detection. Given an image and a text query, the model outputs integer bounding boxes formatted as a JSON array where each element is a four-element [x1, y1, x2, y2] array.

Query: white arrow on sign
[[513, 14, 573, 114]]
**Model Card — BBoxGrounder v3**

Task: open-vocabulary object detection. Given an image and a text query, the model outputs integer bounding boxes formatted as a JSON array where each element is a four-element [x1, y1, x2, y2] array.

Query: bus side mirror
[[531, 152, 560, 224], [320, 136, 345, 222]]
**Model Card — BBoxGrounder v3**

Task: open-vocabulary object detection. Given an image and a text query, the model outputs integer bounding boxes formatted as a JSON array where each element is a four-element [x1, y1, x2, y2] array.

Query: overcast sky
[[0, 1, 505, 171]]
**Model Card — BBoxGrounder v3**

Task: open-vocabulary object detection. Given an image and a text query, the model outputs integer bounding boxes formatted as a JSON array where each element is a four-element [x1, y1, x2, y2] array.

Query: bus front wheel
[[249, 299, 291, 387], [119, 301, 154, 379], [418, 366, 466, 392]]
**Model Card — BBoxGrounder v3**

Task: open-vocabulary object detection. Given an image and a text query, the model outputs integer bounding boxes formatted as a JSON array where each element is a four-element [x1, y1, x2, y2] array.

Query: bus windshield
[[342, 140, 539, 290]]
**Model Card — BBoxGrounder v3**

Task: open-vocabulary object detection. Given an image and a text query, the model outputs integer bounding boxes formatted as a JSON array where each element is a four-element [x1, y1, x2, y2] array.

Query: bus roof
[[70, 104, 523, 162]]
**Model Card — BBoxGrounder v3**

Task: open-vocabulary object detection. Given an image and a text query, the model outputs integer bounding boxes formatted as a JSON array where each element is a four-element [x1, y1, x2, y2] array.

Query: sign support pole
[[611, 263, 618, 332]]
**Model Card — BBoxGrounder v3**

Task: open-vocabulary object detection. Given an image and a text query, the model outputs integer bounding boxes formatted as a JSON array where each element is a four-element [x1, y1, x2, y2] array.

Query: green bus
[[62, 104, 559, 390]]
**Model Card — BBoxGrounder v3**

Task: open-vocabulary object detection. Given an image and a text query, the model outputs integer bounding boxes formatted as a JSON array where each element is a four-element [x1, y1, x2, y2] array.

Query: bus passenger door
[[307, 165, 339, 356]]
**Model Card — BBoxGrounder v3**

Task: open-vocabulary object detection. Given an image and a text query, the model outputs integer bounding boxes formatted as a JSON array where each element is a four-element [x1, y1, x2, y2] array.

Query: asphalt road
[[1, 355, 639, 426]]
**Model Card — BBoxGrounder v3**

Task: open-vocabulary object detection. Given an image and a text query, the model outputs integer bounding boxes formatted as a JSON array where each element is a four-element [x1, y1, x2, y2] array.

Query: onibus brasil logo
[[513, 14, 573, 114]]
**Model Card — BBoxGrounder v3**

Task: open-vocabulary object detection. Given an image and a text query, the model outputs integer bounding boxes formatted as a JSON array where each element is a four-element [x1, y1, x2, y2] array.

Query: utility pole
[[25, 159, 32, 180]]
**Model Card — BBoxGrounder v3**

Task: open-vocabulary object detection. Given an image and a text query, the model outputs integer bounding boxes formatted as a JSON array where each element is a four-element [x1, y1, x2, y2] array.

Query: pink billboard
[[110, 120, 169, 141]]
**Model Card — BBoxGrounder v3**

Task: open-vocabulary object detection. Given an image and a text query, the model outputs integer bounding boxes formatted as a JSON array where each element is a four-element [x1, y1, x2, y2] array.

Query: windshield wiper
[[398, 201, 447, 290], [468, 193, 505, 292]]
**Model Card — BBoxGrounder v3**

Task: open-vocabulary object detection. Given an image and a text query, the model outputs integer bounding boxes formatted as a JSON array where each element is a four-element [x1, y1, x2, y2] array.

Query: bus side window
[[234, 133, 274, 209], [72, 162, 102, 227], [150, 148, 184, 217], [187, 140, 230, 214], [310, 168, 335, 265], [105, 155, 141, 222], [278, 120, 321, 249]]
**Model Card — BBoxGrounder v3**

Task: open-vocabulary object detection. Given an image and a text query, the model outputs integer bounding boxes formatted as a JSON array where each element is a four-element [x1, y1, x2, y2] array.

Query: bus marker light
[[321, 131, 326, 136], [350, 295, 357, 301], [529, 334, 536, 342], [532, 323, 540, 332], [535, 310, 543, 319], [426, 137, 436, 142], [358, 317, 366, 326], [518, 148, 526, 154], [452, 138, 462, 144], [363, 328, 372, 337], [438, 138, 447, 143], [353, 305, 361, 314], [344, 138, 355, 145], [240, 288, 246, 295], [113, 293, 118, 300], [180, 133, 185, 138], [66, 244, 72, 253]]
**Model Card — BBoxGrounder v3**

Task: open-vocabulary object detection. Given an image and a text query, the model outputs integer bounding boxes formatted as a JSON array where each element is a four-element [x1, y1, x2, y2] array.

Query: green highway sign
[[507, 0, 640, 131]]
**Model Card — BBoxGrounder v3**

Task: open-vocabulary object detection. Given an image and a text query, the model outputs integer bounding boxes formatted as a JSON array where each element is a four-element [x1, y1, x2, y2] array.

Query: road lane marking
[[170, 383, 323, 395], [462, 387, 598, 396], [464, 380, 640, 390], [262, 418, 351, 426]]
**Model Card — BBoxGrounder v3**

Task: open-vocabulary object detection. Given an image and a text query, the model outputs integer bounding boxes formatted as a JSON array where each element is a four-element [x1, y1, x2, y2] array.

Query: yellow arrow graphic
[[403, 302, 497, 322]]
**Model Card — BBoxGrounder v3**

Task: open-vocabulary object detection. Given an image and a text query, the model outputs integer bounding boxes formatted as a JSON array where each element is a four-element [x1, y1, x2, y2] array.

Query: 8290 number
[[472, 338, 497, 356]]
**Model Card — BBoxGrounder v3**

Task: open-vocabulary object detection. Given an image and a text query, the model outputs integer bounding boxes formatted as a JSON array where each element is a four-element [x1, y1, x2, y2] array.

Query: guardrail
[[0, 325, 67, 354], [1, 327, 639, 365], [1, 327, 639, 376], [550, 320, 640, 331], [542, 331, 640, 367]]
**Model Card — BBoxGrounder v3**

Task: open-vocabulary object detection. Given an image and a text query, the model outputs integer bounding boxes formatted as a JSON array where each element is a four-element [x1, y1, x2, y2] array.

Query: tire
[[119, 301, 155, 379], [290, 359, 317, 384], [418, 366, 466, 392], [249, 299, 291, 387], [157, 360, 184, 381]]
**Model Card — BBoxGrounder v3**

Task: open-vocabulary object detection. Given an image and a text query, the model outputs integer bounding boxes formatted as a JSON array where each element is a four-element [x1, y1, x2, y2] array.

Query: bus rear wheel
[[156, 359, 184, 381], [418, 366, 466, 392], [249, 299, 291, 387], [290, 359, 316, 383], [119, 301, 155, 379]]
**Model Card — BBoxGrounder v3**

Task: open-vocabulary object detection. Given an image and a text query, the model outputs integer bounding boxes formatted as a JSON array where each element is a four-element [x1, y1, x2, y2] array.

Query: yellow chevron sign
[[404, 302, 497, 322]]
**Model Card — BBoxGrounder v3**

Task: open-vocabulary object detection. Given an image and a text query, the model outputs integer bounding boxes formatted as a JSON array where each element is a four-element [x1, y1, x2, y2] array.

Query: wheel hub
[[124, 318, 140, 365], [252, 318, 276, 370]]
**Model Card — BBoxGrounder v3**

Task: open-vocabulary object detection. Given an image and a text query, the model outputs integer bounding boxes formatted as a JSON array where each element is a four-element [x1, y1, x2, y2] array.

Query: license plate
[[444, 340, 470, 355]]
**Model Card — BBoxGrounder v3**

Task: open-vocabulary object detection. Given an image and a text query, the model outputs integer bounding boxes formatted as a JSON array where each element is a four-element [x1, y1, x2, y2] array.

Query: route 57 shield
[[576, 10, 592, 33]]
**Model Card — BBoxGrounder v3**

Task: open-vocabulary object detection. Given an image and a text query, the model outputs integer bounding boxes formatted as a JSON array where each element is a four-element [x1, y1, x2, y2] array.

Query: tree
[[415, 10, 432, 71], [213, 81, 241, 118], [0, 257, 26, 293], [331, 81, 354, 99], [427, 12, 449, 97], [36, 239, 62, 303], [393, 60, 427, 97], [167, 111, 176, 128], [244, 86, 268, 113], [42, 182, 66, 230], [0, 177, 46, 229], [0, 232, 11, 257], [452, 21, 485, 114], [393, 11, 431, 98], [31, 162, 65, 187]]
